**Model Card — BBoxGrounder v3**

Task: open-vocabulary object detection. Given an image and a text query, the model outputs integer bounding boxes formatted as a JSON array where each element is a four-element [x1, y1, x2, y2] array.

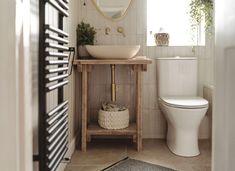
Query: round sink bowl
[[85, 45, 140, 59]]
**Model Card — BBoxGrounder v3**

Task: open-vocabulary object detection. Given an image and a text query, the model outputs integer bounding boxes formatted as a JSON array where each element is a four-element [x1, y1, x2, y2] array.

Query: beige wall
[[0, 1, 18, 170], [65, 0, 80, 146], [213, 0, 235, 170], [76, 0, 214, 139], [1, 0, 35, 170], [62, 1, 81, 169], [97, 0, 130, 7]]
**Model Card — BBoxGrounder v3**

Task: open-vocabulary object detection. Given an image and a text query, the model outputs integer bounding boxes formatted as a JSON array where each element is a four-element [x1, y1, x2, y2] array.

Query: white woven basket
[[98, 109, 129, 129]]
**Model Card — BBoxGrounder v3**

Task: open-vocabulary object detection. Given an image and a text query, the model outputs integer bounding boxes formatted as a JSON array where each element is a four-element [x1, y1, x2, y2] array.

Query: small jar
[[154, 32, 170, 46]]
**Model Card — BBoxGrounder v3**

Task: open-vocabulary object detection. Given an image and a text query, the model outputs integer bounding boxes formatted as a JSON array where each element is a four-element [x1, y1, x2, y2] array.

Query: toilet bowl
[[156, 57, 209, 157], [159, 96, 208, 157]]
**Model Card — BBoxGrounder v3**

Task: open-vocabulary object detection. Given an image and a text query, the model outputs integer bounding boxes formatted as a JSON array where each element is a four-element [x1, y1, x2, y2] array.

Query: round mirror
[[92, 0, 133, 21]]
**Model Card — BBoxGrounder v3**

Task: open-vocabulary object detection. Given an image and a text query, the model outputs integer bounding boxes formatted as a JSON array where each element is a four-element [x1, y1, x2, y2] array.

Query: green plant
[[76, 21, 96, 46], [190, 0, 213, 34]]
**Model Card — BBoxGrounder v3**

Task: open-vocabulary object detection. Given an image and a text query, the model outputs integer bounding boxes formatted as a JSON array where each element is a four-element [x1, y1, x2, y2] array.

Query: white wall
[[0, 0, 34, 171], [65, 0, 80, 146], [77, 0, 214, 139], [213, 0, 235, 170], [0, 1, 18, 170]]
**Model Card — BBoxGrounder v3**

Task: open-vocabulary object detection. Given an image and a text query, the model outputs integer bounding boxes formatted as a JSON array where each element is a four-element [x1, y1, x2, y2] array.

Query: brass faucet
[[111, 64, 116, 102], [117, 26, 126, 37]]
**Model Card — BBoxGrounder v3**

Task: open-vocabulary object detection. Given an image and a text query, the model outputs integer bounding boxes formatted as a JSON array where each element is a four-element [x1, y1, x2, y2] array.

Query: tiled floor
[[65, 139, 211, 171]]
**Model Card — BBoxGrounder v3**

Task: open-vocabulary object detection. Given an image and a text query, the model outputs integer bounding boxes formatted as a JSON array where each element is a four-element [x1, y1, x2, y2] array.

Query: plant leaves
[[77, 21, 97, 45]]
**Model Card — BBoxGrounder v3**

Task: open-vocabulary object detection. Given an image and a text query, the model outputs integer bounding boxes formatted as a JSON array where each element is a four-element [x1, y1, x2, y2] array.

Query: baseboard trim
[[56, 136, 77, 171], [65, 137, 77, 159]]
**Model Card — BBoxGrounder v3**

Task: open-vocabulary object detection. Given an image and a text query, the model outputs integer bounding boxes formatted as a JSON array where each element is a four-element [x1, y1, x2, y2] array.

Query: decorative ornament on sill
[[154, 27, 170, 46]]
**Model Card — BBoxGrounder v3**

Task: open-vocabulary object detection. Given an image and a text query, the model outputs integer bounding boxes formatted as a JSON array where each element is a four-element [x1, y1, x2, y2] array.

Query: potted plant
[[76, 21, 96, 58], [190, 0, 213, 37]]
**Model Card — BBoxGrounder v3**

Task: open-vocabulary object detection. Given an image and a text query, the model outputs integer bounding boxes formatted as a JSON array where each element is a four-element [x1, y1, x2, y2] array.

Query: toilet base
[[166, 124, 200, 157], [158, 99, 208, 157]]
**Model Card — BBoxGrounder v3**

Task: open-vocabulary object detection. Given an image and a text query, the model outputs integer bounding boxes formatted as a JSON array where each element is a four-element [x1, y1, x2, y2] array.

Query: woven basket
[[98, 109, 129, 129]]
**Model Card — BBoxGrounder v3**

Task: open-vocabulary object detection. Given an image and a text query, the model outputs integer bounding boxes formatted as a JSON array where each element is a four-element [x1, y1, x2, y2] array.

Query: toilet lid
[[160, 96, 208, 109]]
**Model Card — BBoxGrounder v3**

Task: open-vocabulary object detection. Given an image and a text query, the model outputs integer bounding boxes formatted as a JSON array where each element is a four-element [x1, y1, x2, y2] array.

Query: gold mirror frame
[[91, 0, 133, 21]]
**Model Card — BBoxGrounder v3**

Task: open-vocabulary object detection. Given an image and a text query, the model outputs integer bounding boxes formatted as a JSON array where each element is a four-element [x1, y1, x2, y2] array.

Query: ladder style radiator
[[35, 0, 75, 171]]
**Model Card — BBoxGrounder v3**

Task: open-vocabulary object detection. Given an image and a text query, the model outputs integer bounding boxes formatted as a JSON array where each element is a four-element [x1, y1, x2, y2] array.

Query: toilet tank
[[156, 57, 197, 97]]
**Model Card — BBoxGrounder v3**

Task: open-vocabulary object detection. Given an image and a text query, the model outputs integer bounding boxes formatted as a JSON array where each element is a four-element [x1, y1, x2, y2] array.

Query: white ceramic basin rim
[[85, 45, 140, 59]]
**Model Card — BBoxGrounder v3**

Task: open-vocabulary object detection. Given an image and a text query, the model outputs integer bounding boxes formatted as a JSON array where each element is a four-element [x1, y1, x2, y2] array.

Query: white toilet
[[156, 57, 208, 157]]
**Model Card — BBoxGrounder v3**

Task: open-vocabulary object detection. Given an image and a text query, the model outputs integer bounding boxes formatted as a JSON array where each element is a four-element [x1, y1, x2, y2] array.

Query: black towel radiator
[[34, 0, 75, 171]]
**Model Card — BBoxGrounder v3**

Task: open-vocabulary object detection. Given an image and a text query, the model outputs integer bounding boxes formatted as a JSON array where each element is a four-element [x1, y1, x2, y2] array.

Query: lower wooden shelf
[[87, 123, 137, 136]]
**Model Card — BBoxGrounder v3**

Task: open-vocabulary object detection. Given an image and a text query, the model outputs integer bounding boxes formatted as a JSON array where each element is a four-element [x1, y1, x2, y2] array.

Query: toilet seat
[[159, 96, 208, 109]]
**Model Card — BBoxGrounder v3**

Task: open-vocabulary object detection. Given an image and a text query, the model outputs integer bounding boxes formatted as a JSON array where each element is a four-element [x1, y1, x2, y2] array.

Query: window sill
[[146, 45, 206, 47]]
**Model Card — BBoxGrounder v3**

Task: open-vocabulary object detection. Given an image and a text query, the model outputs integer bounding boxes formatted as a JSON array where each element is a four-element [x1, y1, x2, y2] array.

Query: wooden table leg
[[136, 65, 142, 151], [81, 65, 88, 152]]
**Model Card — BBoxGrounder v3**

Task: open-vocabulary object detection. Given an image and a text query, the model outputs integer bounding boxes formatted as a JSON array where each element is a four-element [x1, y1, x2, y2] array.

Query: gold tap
[[117, 26, 126, 37], [105, 27, 111, 35], [111, 64, 116, 102]]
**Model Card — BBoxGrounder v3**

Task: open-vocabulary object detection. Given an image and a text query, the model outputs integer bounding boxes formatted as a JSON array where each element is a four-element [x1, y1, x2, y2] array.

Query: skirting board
[[56, 136, 77, 171]]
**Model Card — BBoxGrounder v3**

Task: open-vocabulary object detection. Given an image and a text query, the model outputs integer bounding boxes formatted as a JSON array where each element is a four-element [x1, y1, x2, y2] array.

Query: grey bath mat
[[101, 157, 177, 171]]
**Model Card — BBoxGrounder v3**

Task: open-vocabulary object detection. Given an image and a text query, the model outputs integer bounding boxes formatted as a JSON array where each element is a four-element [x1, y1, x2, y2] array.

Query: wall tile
[[142, 109, 150, 138], [202, 85, 214, 141]]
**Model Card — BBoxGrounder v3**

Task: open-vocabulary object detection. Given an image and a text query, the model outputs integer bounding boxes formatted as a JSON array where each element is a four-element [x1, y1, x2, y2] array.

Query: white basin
[[85, 45, 140, 59]]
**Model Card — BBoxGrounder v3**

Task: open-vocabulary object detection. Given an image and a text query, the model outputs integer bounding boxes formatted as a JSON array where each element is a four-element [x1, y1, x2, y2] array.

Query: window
[[147, 0, 205, 46]]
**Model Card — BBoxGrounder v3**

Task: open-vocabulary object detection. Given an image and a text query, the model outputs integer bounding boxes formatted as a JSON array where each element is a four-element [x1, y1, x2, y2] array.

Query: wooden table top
[[73, 56, 152, 65]]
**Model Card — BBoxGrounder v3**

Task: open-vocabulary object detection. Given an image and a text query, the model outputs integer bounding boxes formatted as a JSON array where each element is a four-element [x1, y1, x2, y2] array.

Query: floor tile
[[66, 139, 211, 171], [70, 139, 128, 166], [65, 165, 105, 171]]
